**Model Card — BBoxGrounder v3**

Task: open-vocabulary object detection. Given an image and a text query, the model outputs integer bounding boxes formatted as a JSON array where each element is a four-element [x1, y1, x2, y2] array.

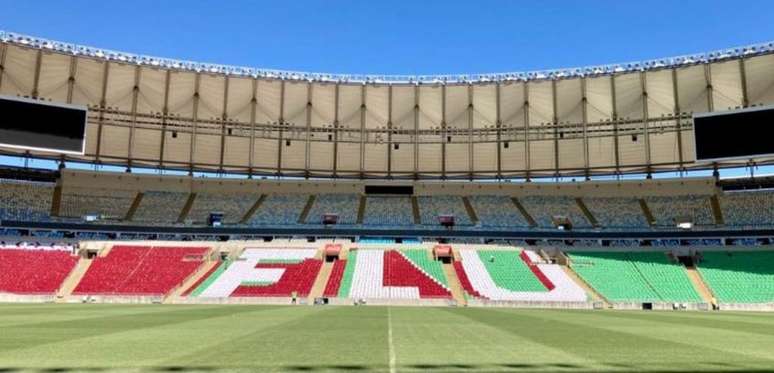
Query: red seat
[[0, 248, 78, 294], [453, 261, 484, 299], [323, 259, 347, 297], [74, 245, 209, 296], [383, 250, 451, 298], [231, 259, 323, 297]]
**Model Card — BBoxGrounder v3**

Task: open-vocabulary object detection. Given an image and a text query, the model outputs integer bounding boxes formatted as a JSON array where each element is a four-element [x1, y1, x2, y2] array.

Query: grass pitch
[[0, 304, 772, 372]]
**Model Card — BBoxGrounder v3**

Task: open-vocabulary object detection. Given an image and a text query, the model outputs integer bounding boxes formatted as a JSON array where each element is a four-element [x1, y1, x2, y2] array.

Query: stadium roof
[[1, 31, 774, 179]]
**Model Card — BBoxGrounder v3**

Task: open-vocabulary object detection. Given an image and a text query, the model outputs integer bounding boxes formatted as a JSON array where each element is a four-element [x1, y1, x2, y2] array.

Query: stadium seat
[[0, 247, 78, 294]]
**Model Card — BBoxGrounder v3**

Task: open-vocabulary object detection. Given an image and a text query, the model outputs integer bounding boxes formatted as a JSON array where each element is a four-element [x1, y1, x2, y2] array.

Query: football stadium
[[1, 3, 774, 372]]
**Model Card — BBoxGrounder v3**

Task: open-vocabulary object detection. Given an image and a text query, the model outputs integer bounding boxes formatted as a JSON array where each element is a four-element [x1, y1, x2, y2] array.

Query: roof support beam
[[581, 78, 590, 175], [304, 82, 312, 177], [0, 43, 7, 91], [359, 84, 367, 177], [332, 83, 340, 177], [467, 84, 474, 180], [523, 83, 531, 180], [276, 80, 285, 176], [441, 84, 447, 179], [94, 62, 110, 164], [610, 75, 621, 174], [188, 73, 201, 174], [126, 65, 142, 170], [218, 76, 230, 173], [387, 85, 393, 178], [739, 58, 749, 108], [158, 70, 172, 169], [247, 78, 258, 177], [705, 64, 714, 112], [31, 50, 42, 98], [551, 79, 560, 177], [672, 68, 685, 168], [65, 56, 77, 104], [413, 85, 420, 179], [495, 83, 502, 178], [641, 71, 652, 169]]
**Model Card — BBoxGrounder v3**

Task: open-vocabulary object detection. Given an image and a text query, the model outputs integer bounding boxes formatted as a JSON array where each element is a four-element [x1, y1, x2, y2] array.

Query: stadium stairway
[[575, 198, 599, 228], [710, 195, 725, 225], [56, 257, 93, 301], [240, 194, 266, 224], [165, 259, 219, 302], [638, 198, 656, 226], [442, 261, 467, 305], [307, 259, 334, 301], [123, 192, 144, 221], [511, 197, 537, 228], [177, 193, 197, 223], [461, 196, 479, 224], [684, 265, 717, 306]]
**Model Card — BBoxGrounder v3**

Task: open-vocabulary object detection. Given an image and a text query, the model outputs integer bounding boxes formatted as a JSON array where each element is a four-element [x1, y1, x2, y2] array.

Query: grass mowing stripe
[[451, 308, 773, 371], [0, 305, 275, 353], [587, 310, 774, 338], [497, 308, 774, 366], [387, 307, 396, 373], [168, 306, 389, 371]]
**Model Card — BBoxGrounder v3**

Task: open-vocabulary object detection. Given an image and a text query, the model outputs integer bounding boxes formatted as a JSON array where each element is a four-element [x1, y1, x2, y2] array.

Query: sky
[[1, 0, 773, 179], [2, 0, 773, 76]]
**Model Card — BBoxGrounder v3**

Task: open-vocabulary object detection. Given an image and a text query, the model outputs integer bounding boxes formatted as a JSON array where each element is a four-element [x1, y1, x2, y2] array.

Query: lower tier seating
[[0, 248, 78, 294], [74, 245, 209, 296], [453, 261, 484, 299], [697, 251, 774, 303], [343, 249, 451, 299], [323, 259, 347, 297], [457, 249, 586, 302], [197, 248, 320, 297], [568, 251, 700, 302]]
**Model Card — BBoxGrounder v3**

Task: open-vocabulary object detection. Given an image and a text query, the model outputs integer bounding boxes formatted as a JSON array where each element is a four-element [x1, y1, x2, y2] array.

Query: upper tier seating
[[188, 193, 256, 224], [0, 179, 53, 221], [60, 187, 135, 220], [0, 247, 78, 294], [719, 191, 774, 227], [133, 191, 189, 224], [584, 197, 649, 228], [305, 194, 359, 224], [417, 196, 472, 226], [645, 195, 714, 227], [457, 249, 586, 302], [362, 196, 414, 226], [468, 195, 530, 228], [520, 196, 591, 229], [697, 251, 774, 303], [249, 194, 309, 226], [197, 248, 320, 297], [74, 245, 209, 296], [568, 251, 700, 302]]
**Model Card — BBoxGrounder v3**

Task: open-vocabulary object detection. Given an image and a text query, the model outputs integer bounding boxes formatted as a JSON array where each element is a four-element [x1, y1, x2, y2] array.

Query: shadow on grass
[[0, 364, 772, 373]]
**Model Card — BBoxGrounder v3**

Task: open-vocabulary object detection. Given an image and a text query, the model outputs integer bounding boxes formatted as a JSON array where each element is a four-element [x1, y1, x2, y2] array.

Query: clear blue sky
[[2, 0, 773, 76]]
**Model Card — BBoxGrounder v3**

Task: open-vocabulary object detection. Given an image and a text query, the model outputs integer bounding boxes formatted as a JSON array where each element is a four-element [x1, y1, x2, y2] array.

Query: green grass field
[[0, 304, 773, 372]]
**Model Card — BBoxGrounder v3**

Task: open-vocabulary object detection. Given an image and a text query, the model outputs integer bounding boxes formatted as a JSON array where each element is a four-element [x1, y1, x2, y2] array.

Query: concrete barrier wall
[[467, 299, 595, 309], [0, 293, 55, 303], [719, 303, 774, 312]]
